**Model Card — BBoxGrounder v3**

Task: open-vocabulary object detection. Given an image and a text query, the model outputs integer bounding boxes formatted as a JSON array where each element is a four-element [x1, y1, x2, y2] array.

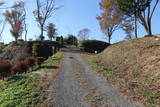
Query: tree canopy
[[97, 0, 125, 43]]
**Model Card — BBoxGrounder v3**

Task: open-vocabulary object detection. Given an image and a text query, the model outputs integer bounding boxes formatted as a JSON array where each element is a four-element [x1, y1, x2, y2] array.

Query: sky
[[0, 0, 160, 44]]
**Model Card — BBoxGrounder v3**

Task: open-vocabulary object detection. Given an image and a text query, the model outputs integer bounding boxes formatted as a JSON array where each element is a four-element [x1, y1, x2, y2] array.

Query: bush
[[12, 61, 29, 74], [36, 57, 46, 66], [0, 60, 12, 78], [32, 42, 53, 58], [64, 35, 78, 46], [32, 40, 60, 55], [56, 36, 64, 46], [25, 57, 36, 67], [80, 40, 110, 53]]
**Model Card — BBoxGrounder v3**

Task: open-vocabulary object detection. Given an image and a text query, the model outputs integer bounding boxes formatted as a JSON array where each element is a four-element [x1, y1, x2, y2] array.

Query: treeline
[[97, 0, 159, 43], [0, 0, 59, 41]]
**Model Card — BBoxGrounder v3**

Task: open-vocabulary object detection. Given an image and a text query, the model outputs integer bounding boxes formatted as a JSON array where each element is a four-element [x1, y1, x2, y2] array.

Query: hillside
[[0, 40, 60, 64], [0, 41, 32, 64], [91, 37, 160, 106]]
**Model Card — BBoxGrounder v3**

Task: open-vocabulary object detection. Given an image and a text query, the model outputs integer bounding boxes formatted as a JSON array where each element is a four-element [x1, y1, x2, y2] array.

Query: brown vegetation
[[92, 37, 160, 106]]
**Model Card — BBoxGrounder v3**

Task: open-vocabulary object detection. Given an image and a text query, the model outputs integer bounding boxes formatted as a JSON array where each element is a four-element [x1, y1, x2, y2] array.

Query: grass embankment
[[0, 52, 63, 107], [87, 37, 160, 107]]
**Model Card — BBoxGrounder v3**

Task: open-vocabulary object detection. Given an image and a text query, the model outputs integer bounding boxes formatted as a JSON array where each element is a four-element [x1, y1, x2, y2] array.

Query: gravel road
[[50, 46, 143, 107]]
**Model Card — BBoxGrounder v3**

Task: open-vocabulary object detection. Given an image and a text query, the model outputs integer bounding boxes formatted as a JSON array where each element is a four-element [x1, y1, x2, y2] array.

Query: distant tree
[[65, 34, 78, 46], [122, 18, 134, 40], [56, 36, 64, 45], [33, 0, 61, 40], [12, 1, 28, 41], [56, 36, 60, 42], [0, 20, 6, 40], [0, 2, 6, 40], [3, 9, 25, 41], [97, 0, 125, 43], [46, 23, 57, 40], [60, 36, 64, 45], [118, 0, 159, 36], [78, 28, 91, 40], [123, 23, 134, 40]]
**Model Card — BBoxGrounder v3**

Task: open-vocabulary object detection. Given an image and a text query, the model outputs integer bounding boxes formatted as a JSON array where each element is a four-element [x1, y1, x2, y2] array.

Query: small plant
[[0, 60, 12, 78], [24, 57, 37, 71], [36, 57, 46, 66], [25, 57, 36, 67], [12, 61, 29, 74]]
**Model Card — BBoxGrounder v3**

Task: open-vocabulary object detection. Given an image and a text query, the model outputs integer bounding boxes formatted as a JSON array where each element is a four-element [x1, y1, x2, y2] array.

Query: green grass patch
[[43, 52, 63, 67], [139, 88, 160, 107], [139, 88, 160, 98], [33, 52, 63, 72], [0, 74, 45, 107], [0, 52, 63, 107]]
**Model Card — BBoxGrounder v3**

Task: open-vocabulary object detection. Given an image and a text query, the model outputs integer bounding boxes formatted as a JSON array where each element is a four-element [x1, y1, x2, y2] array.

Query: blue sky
[[0, 0, 160, 44]]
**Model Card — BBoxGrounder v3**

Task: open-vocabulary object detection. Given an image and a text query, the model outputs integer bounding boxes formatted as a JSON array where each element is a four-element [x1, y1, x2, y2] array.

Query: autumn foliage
[[12, 57, 46, 74], [36, 57, 46, 66], [25, 57, 36, 67], [12, 61, 29, 74], [0, 60, 12, 77]]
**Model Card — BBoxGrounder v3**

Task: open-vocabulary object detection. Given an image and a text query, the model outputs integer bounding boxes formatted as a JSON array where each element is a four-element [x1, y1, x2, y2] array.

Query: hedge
[[80, 40, 110, 53]]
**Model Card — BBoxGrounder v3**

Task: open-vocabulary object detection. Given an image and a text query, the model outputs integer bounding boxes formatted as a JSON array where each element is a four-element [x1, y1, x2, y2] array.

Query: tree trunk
[[25, 30, 27, 41], [147, 19, 152, 36], [108, 36, 111, 44], [134, 14, 138, 38], [40, 26, 44, 40]]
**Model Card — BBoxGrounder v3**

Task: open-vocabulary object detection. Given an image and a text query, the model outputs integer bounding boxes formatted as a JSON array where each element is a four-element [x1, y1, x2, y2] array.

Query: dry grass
[[91, 37, 160, 106]]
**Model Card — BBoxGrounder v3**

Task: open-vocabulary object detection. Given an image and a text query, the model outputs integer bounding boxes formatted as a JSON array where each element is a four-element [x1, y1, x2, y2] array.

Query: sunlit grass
[[0, 52, 63, 107]]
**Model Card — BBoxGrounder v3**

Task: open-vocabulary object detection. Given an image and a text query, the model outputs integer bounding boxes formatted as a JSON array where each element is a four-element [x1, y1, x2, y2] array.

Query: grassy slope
[[0, 52, 63, 107], [88, 37, 160, 107]]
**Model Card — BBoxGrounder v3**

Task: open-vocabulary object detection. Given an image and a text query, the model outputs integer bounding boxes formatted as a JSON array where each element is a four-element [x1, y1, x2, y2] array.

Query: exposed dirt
[[48, 46, 143, 107]]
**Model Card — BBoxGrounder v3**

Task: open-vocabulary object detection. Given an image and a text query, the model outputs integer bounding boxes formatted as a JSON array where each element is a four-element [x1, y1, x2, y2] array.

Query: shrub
[[12, 61, 29, 74], [80, 40, 110, 53], [36, 57, 46, 66], [56, 36, 64, 46], [25, 57, 36, 67], [0, 60, 12, 78], [64, 35, 78, 46], [32, 42, 52, 57]]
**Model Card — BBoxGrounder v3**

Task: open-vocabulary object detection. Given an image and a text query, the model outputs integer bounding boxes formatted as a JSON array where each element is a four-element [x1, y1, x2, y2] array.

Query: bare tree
[[0, 2, 5, 40], [77, 28, 91, 40], [138, 0, 159, 36], [0, 20, 6, 40], [33, 0, 61, 40], [118, 0, 159, 36], [21, 2, 27, 41]]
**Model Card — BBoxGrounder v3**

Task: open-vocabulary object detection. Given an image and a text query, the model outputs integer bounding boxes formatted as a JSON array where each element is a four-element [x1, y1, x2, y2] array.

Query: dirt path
[[50, 47, 143, 107]]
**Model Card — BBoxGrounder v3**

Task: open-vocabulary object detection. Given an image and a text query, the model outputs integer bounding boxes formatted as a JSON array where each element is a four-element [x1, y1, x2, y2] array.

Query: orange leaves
[[97, 0, 125, 30], [13, 21, 23, 33], [0, 60, 12, 78]]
